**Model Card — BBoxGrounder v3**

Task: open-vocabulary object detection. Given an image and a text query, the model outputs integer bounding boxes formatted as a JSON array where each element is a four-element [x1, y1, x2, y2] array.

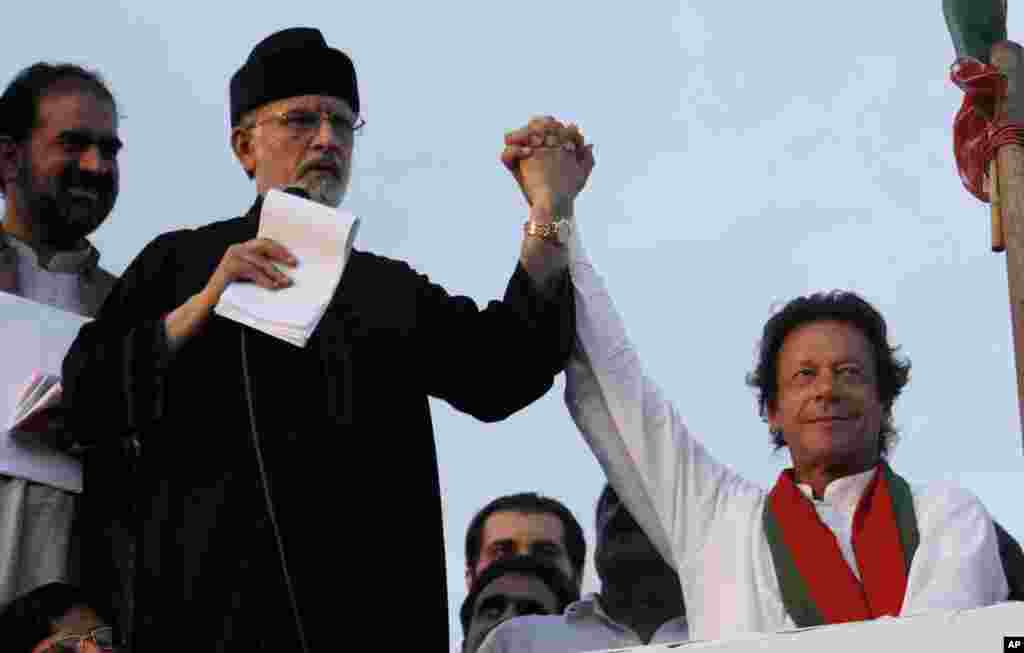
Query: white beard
[[292, 170, 347, 208]]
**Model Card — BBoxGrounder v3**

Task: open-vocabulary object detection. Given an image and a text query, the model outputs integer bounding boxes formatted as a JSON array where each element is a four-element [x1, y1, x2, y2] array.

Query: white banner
[[590, 602, 1023, 652]]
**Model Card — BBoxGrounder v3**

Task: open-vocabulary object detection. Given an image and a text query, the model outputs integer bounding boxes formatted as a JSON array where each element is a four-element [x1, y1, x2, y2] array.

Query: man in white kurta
[[0, 62, 120, 606], [561, 229, 1008, 641]]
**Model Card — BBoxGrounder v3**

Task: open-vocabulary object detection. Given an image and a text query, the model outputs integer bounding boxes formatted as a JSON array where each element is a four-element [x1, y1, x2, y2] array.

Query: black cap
[[229, 27, 359, 126]]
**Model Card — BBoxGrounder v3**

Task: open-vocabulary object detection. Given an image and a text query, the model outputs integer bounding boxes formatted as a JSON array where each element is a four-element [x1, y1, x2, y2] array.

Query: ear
[[230, 126, 257, 179], [766, 403, 782, 437], [0, 136, 21, 191], [465, 567, 474, 591]]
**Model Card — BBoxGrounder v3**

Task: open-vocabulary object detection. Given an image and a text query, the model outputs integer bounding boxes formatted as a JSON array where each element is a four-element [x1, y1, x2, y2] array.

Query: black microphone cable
[[237, 184, 313, 651], [240, 327, 310, 653]]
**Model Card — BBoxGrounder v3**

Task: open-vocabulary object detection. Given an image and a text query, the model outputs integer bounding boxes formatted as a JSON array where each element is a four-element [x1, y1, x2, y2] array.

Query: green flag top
[[944, 0, 1008, 62]]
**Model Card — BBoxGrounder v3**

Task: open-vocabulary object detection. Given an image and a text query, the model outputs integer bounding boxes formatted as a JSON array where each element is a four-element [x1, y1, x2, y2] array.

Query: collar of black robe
[[245, 194, 264, 226]]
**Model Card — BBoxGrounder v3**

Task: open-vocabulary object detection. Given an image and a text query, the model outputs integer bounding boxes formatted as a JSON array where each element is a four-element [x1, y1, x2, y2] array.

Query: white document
[[0, 291, 87, 493], [215, 188, 360, 347]]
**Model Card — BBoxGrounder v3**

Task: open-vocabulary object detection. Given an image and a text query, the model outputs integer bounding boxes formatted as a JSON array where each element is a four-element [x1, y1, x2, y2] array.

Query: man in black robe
[[61, 27, 594, 651]]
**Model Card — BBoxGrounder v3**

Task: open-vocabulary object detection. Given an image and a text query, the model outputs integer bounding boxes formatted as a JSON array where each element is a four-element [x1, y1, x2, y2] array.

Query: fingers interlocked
[[502, 115, 589, 174]]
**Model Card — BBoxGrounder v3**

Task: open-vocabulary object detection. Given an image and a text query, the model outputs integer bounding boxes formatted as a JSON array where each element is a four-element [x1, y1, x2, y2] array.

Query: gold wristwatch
[[524, 218, 573, 246]]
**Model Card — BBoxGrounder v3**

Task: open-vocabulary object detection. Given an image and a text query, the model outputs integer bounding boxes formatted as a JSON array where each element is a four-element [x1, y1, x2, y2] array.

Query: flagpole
[[991, 41, 1024, 450]]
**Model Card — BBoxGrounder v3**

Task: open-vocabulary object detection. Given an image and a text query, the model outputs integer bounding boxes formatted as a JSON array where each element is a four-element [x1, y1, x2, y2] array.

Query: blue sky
[[6, 2, 1024, 646]]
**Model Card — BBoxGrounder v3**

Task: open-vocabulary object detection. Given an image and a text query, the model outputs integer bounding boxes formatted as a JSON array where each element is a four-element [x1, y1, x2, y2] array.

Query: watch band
[[524, 217, 572, 246]]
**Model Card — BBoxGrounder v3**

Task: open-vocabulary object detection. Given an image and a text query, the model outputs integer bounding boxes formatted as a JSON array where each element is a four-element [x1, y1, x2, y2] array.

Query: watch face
[[556, 219, 573, 244]]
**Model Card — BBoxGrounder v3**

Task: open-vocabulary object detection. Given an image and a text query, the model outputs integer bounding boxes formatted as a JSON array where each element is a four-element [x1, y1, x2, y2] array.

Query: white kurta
[[476, 593, 689, 653], [563, 231, 1008, 642]]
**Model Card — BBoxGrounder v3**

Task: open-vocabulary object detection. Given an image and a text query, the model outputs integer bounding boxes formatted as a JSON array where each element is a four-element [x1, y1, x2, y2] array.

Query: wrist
[[530, 189, 573, 219], [529, 202, 573, 224], [195, 285, 218, 311]]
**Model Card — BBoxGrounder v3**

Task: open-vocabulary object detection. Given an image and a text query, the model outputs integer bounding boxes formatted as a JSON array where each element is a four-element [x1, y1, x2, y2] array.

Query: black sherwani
[[63, 198, 574, 651]]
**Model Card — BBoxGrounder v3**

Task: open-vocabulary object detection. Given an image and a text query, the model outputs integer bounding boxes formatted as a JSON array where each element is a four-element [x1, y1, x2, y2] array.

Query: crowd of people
[[0, 24, 1021, 653]]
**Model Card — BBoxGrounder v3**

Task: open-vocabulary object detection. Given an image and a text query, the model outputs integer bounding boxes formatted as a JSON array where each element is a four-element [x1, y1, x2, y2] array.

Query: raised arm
[[509, 116, 594, 294], [564, 237, 763, 571], [408, 257, 574, 423], [411, 118, 594, 420], [502, 120, 761, 571]]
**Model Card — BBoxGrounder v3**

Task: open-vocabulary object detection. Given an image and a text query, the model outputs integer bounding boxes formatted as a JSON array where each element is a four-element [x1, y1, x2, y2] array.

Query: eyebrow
[[786, 358, 869, 375], [58, 128, 123, 150], [529, 540, 562, 550], [282, 106, 354, 116]]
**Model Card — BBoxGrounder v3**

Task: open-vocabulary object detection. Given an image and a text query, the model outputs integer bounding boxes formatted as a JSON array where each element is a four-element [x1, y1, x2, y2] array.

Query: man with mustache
[[61, 28, 588, 651], [477, 485, 687, 653], [0, 62, 120, 606], [464, 492, 587, 594]]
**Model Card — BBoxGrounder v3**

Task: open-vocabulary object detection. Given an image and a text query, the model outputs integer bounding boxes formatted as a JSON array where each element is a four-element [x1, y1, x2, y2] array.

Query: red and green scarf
[[762, 461, 919, 627]]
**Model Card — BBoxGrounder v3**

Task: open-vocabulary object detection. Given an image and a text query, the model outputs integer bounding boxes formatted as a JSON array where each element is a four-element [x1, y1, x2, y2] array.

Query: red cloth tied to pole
[[951, 57, 1024, 202]]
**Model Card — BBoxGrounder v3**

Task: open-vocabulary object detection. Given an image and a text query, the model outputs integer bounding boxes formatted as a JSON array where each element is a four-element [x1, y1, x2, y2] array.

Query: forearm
[[163, 288, 217, 355], [565, 233, 754, 566], [518, 204, 569, 296]]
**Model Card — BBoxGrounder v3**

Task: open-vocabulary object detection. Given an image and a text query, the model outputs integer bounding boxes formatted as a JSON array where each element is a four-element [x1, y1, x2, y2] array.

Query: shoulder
[[910, 478, 985, 507], [343, 249, 438, 307], [187, 214, 258, 247], [136, 216, 255, 262], [348, 249, 420, 283], [909, 478, 993, 526]]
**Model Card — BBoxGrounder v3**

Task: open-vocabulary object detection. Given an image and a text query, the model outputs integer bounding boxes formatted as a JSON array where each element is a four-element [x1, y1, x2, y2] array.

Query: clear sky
[[5, 2, 1024, 647]]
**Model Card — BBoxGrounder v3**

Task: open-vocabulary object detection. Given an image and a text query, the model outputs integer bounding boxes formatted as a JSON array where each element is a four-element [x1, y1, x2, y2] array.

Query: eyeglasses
[[245, 109, 366, 137], [36, 625, 118, 652]]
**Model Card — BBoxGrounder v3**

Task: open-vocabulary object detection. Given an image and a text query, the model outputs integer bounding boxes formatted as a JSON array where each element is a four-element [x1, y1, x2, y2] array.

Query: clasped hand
[[502, 115, 595, 216]]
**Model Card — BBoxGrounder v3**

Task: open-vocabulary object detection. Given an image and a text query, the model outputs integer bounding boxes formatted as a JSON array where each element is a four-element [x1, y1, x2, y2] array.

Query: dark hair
[[459, 554, 580, 636], [464, 493, 585, 585], [0, 582, 112, 653], [0, 62, 116, 145], [0, 63, 118, 191], [746, 290, 911, 456]]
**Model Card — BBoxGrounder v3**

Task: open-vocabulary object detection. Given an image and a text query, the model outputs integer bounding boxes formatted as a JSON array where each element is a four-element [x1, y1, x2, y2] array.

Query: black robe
[[63, 198, 574, 651]]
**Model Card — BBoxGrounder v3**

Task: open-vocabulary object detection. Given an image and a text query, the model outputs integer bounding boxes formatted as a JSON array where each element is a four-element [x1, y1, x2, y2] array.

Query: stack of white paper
[[1, 290, 87, 493], [215, 188, 360, 346], [10, 372, 62, 432]]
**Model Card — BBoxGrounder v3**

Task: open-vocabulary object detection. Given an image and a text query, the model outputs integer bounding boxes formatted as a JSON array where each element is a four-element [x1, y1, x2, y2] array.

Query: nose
[[812, 369, 838, 400], [310, 116, 346, 154]]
